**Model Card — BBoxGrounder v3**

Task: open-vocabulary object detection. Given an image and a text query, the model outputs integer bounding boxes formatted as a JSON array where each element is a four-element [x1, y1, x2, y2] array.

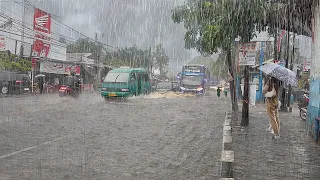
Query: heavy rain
[[0, 0, 320, 180]]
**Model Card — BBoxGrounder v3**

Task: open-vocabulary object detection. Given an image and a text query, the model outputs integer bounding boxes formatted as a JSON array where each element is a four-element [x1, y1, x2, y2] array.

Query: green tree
[[67, 37, 104, 61], [152, 44, 169, 75], [0, 52, 31, 72], [104, 46, 152, 69], [172, 0, 269, 125]]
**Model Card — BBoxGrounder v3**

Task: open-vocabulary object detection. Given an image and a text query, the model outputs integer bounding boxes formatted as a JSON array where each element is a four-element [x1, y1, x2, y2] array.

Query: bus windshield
[[181, 75, 203, 84], [104, 72, 129, 83]]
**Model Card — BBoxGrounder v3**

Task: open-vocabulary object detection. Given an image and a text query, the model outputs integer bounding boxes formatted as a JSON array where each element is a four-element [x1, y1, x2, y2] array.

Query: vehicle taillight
[[15, 80, 23, 85]]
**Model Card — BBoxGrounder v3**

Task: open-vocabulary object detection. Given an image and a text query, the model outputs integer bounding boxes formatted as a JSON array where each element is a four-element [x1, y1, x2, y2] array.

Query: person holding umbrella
[[263, 75, 280, 139], [259, 62, 298, 139]]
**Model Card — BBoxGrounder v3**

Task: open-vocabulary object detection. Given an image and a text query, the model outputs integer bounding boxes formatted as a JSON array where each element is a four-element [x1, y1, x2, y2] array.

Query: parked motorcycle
[[298, 92, 309, 121], [298, 106, 307, 121], [59, 85, 80, 98], [298, 92, 309, 108], [45, 83, 56, 94]]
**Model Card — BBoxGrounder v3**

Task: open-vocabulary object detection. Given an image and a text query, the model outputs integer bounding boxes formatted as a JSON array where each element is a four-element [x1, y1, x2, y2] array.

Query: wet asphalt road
[[0, 91, 229, 180]]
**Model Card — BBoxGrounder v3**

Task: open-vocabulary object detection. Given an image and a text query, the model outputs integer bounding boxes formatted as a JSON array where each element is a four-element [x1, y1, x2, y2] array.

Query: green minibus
[[101, 67, 151, 98]]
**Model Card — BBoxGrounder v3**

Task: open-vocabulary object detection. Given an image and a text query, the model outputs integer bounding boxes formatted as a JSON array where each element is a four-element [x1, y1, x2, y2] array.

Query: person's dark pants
[[39, 85, 43, 94]]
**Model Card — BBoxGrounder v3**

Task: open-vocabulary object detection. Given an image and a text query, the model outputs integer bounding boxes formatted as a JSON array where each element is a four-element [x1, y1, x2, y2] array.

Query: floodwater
[[0, 91, 229, 179]]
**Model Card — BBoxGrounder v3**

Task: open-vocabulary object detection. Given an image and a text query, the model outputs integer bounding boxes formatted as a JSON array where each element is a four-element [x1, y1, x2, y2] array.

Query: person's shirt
[[54, 78, 59, 85]]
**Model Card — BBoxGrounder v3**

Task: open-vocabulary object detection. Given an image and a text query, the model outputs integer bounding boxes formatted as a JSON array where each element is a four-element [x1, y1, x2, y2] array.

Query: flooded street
[[0, 92, 229, 179], [1, 0, 319, 179]]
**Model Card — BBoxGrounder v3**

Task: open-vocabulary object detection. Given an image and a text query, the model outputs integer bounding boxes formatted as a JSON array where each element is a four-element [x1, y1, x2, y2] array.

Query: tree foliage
[[172, 0, 270, 115], [172, 0, 269, 53], [0, 53, 31, 72], [67, 38, 104, 60], [104, 46, 151, 69], [152, 44, 169, 74], [67, 37, 170, 74]]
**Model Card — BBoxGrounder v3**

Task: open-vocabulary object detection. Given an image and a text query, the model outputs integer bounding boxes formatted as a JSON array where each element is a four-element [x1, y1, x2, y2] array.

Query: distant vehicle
[[179, 65, 210, 94], [171, 81, 180, 92], [0, 71, 31, 94], [101, 68, 151, 98], [59, 75, 81, 98], [155, 82, 171, 93]]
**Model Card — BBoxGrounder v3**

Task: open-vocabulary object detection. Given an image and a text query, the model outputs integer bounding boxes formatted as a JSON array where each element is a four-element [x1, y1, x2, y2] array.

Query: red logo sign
[[33, 8, 51, 34], [32, 8, 51, 58]]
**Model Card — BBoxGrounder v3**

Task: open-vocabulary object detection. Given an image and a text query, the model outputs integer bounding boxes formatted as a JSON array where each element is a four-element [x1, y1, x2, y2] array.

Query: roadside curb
[[219, 112, 234, 179]]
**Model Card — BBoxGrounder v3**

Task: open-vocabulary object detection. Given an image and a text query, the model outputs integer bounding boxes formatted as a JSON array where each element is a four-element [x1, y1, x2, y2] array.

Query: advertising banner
[[65, 64, 81, 75], [32, 8, 51, 58], [40, 61, 65, 74], [40, 61, 80, 75], [0, 35, 5, 51], [239, 42, 257, 66]]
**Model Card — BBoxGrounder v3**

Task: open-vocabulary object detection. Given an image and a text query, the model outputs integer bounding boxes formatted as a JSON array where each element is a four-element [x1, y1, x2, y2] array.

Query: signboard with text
[[40, 61, 80, 75], [239, 42, 257, 66]]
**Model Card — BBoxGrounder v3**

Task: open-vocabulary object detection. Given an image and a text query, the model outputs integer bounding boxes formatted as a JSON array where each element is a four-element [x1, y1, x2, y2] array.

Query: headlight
[[121, 88, 129, 92], [101, 88, 107, 91], [197, 87, 203, 91], [180, 86, 186, 90]]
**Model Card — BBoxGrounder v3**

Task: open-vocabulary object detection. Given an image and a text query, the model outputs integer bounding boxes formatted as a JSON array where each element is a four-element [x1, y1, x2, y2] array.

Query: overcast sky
[[32, 0, 200, 70]]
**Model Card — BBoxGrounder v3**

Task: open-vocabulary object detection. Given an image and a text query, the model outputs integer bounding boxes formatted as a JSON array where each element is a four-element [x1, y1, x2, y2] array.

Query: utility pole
[[258, 42, 264, 101], [94, 32, 101, 91], [20, 0, 26, 57], [287, 33, 295, 109], [241, 65, 249, 126]]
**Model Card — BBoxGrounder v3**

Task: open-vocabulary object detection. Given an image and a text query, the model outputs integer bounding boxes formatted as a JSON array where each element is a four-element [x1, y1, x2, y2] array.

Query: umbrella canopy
[[35, 74, 45, 78], [258, 63, 297, 86]]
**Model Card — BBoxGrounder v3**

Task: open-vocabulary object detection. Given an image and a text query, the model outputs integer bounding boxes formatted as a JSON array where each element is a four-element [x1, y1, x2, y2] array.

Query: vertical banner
[[249, 84, 256, 106], [31, 58, 37, 68], [0, 35, 5, 51], [32, 8, 51, 58]]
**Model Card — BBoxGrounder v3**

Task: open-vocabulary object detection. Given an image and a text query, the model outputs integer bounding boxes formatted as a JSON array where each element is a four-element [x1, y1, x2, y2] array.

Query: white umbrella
[[258, 63, 297, 86], [35, 74, 45, 78]]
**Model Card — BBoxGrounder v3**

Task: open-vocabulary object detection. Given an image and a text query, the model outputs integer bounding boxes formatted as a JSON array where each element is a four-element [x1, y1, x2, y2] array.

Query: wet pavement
[[232, 104, 320, 180], [0, 91, 229, 179]]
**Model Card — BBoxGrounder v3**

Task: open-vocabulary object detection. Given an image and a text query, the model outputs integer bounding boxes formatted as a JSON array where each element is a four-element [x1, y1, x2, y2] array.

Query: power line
[[1, 2, 89, 46], [16, 0, 117, 50], [0, 28, 68, 50], [0, 4, 78, 44], [0, 11, 76, 47], [1, 34, 67, 58]]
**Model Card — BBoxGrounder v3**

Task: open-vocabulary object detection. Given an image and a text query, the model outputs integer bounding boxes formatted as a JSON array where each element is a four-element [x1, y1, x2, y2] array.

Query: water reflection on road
[[0, 91, 228, 179]]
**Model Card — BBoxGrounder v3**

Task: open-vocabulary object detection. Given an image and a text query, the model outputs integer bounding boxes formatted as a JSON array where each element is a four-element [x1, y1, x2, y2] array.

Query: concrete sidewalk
[[231, 104, 320, 180]]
